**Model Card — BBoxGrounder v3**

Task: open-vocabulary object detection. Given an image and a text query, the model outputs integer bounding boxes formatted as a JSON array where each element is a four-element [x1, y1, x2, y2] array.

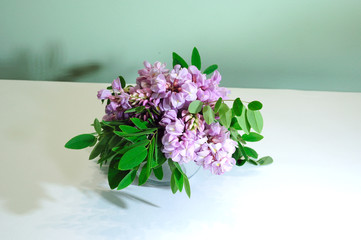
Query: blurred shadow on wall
[[0, 43, 102, 82]]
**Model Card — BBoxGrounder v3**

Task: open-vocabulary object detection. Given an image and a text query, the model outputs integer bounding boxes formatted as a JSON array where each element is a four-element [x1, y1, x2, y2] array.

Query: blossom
[[97, 89, 112, 100], [194, 122, 237, 175], [112, 77, 123, 92]]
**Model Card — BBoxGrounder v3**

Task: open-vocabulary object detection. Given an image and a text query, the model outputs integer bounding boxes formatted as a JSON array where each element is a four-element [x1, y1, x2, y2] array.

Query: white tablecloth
[[1, 80, 361, 240]]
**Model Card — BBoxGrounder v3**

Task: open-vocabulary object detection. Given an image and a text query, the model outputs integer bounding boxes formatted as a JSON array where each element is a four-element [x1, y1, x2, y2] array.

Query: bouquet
[[65, 48, 272, 197]]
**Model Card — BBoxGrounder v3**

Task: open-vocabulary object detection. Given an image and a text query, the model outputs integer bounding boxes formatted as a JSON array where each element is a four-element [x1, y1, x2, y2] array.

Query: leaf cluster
[[65, 117, 188, 194], [172, 47, 218, 75]]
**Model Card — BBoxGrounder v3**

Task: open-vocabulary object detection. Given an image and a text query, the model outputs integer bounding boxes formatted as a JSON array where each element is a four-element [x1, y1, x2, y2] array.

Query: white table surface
[[1, 79, 361, 240]]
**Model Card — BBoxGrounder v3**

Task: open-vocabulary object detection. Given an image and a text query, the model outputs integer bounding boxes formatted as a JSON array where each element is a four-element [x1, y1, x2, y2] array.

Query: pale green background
[[1, 0, 360, 92]]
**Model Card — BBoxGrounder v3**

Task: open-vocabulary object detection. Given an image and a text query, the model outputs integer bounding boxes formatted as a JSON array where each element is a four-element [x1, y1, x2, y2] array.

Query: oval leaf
[[203, 105, 215, 125], [65, 134, 96, 149], [188, 100, 203, 114], [153, 166, 164, 180], [191, 47, 201, 69], [203, 64, 218, 75], [232, 98, 243, 116], [242, 132, 264, 142], [130, 118, 148, 129], [247, 159, 259, 166], [235, 108, 250, 134], [244, 147, 258, 159], [219, 103, 232, 128], [248, 101, 263, 110], [138, 165, 151, 186], [172, 52, 189, 68], [118, 75, 126, 88], [108, 159, 130, 189], [93, 118, 102, 135], [118, 125, 140, 133], [170, 171, 179, 194], [214, 97, 222, 113], [117, 169, 137, 190], [257, 156, 273, 165], [118, 146, 148, 170], [183, 175, 191, 198], [246, 110, 263, 133], [174, 169, 184, 192]]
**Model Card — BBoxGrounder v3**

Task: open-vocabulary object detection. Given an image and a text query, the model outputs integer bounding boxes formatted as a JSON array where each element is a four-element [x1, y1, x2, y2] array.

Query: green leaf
[[218, 102, 230, 115], [203, 64, 218, 75], [101, 120, 126, 129], [114, 128, 157, 137], [93, 118, 102, 135], [118, 146, 148, 170], [246, 110, 263, 133], [232, 98, 243, 116], [138, 164, 150, 186], [242, 132, 264, 142], [156, 148, 167, 166], [170, 169, 179, 194], [183, 175, 191, 198], [191, 47, 201, 69], [118, 125, 140, 133], [153, 165, 164, 180], [237, 142, 249, 161], [203, 105, 215, 125], [188, 100, 203, 114], [117, 169, 137, 190], [147, 136, 155, 173], [65, 134, 96, 149], [130, 118, 148, 129], [124, 106, 145, 113], [168, 159, 176, 172], [244, 147, 258, 159], [214, 97, 222, 113], [89, 135, 110, 160], [247, 159, 259, 166], [257, 156, 273, 165], [174, 169, 184, 192], [236, 159, 246, 166], [108, 159, 130, 189], [232, 146, 242, 160], [113, 139, 150, 154], [219, 103, 232, 128], [248, 101, 263, 111], [118, 75, 126, 88], [231, 117, 242, 130], [235, 108, 250, 134], [172, 52, 189, 68]]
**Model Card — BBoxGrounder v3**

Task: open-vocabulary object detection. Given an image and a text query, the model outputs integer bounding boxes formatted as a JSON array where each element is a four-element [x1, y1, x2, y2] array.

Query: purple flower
[[97, 89, 112, 100], [181, 81, 198, 101], [169, 92, 185, 109], [165, 119, 184, 136], [112, 77, 122, 92], [150, 74, 167, 93], [193, 122, 237, 174], [188, 65, 207, 86], [159, 110, 178, 126]]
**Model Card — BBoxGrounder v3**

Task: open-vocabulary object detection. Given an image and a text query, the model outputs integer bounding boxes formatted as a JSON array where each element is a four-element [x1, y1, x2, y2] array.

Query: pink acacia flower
[[194, 122, 237, 175], [137, 61, 168, 89], [97, 89, 112, 100]]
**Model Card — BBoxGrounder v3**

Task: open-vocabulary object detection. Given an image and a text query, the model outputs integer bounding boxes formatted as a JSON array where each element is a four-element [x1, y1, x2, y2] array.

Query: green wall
[[1, 0, 360, 92]]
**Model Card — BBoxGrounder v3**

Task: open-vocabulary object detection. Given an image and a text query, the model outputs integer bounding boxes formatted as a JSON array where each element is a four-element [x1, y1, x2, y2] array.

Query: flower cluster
[[66, 48, 272, 197], [97, 61, 237, 175]]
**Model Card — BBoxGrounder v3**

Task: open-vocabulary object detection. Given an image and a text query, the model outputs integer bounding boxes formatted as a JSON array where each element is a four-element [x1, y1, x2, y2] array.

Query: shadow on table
[[0, 148, 159, 215], [89, 167, 160, 209]]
